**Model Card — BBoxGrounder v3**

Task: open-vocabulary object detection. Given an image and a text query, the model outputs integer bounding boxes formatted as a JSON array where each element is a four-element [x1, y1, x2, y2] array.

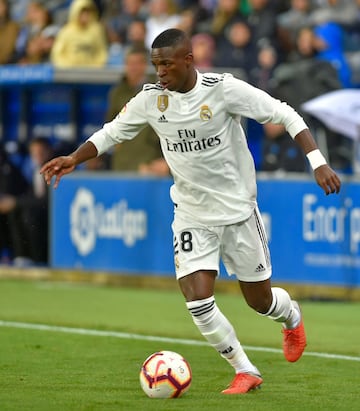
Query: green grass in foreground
[[0, 279, 359, 411]]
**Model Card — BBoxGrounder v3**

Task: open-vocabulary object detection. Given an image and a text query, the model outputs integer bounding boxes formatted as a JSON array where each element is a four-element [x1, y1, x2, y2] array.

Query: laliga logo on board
[[70, 188, 147, 256], [70, 188, 96, 256]]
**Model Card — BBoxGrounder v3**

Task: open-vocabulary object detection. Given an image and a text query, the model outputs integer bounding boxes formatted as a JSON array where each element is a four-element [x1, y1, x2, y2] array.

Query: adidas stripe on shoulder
[[201, 73, 227, 87], [143, 83, 163, 92]]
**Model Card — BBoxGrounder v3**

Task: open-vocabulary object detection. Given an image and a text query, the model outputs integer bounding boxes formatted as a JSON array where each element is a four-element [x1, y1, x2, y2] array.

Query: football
[[139, 350, 192, 398]]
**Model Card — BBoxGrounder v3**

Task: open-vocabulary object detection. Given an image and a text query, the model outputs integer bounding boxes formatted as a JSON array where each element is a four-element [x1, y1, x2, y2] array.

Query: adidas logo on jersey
[[158, 114, 168, 123], [255, 263, 266, 272]]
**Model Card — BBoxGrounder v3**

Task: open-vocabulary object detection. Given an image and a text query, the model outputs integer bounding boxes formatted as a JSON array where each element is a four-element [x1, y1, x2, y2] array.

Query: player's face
[[151, 45, 195, 93]]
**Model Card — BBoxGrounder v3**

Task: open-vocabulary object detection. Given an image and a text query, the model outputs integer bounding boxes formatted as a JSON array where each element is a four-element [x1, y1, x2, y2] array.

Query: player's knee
[[245, 294, 273, 314], [178, 270, 216, 301]]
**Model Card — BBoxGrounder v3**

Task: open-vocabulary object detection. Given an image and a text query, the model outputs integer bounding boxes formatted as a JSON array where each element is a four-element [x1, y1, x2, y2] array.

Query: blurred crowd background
[[0, 0, 359, 267]]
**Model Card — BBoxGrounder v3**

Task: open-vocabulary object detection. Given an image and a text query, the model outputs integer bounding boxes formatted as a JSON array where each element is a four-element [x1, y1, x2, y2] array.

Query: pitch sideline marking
[[0, 320, 359, 362]]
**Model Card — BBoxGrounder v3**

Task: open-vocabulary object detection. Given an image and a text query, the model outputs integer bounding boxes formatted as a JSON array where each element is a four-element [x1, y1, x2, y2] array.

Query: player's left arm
[[294, 128, 341, 195], [221, 76, 341, 195]]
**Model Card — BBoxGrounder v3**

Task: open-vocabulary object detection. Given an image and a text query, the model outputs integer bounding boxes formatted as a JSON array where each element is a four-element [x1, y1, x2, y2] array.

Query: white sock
[[186, 296, 260, 375], [259, 287, 300, 329]]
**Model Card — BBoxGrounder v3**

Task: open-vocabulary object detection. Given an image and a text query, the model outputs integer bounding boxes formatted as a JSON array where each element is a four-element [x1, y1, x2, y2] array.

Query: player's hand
[[40, 156, 76, 189], [314, 164, 341, 195]]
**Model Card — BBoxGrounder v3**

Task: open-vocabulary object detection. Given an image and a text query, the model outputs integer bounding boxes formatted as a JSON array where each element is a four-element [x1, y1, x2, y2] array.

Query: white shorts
[[172, 206, 272, 282]]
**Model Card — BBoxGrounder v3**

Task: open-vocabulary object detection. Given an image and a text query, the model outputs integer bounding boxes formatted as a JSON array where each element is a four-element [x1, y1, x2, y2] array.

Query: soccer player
[[41, 28, 341, 394]]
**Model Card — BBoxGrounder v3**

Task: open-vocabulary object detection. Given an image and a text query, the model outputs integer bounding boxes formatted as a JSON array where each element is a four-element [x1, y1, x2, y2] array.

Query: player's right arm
[[40, 141, 98, 188]]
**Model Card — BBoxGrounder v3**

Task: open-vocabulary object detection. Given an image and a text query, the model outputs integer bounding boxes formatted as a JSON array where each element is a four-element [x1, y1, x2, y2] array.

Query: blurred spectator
[[249, 43, 278, 91], [145, 0, 181, 49], [313, 21, 353, 88], [106, 17, 149, 67], [199, 0, 247, 72], [105, 0, 147, 47], [206, 0, 243, 39], [176, 7, 197, 36], [10, 0, 31, 22], [276, 0, 313, 54], [38, 24, 59, 62], [270, 26, 342, 113], [245, 0, 278, 50], [287, 25, 316, 62], [106, 47, 169, 175], [309, 0, 359, 27], [126, 19, 148, 50], [90, 0, 105, 16], [213, 19, 256, 76], [17, 24, 59, 65], [98, 0, 123, 21], [51, 0, 108, 68], [10, 0, 71, 25], [198, 0, 218, 12], [185, 0, 215, 34], [261, 122, 307, 172], [342, 0, 360, 46], [14, 1, 57, 63], [0, 0, 19, 64], [0, 137, 53, 266], [239, 0, 251, 16], [107, 17, 149, 67], [0, 144, 29, 263], [191, 32, 216, 69], [269, 24, 353, 171], [343, 0, 360, 85], [47, 0, 73, 25], [17, 33, 44, 64]]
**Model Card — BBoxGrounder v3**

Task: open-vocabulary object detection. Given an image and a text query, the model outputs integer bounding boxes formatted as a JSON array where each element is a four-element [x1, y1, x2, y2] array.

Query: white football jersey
[[88, 71, 308, 225]]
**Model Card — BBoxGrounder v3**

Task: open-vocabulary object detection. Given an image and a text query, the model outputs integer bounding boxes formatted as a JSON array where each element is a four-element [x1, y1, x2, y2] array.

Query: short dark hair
[[151, 28, 187, 49]]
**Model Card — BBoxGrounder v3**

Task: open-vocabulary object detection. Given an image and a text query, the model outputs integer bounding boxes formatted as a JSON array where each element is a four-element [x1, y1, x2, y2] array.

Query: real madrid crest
[[200, 105, 212, 121], [157, 95, 169, 112]]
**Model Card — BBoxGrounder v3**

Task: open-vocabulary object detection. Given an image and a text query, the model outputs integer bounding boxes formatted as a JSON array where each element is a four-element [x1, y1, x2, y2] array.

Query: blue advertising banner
[[51, 173, 174, 275], [51, 174, 360, 287], [257, 178, 360, 286]]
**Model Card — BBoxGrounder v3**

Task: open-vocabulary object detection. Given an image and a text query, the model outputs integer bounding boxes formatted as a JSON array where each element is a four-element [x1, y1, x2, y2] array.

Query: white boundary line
[[1, 320, 359, 362]]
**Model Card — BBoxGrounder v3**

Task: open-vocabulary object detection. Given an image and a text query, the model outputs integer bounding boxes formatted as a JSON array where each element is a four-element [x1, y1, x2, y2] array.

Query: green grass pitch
[[0, 279, 359, 411]]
